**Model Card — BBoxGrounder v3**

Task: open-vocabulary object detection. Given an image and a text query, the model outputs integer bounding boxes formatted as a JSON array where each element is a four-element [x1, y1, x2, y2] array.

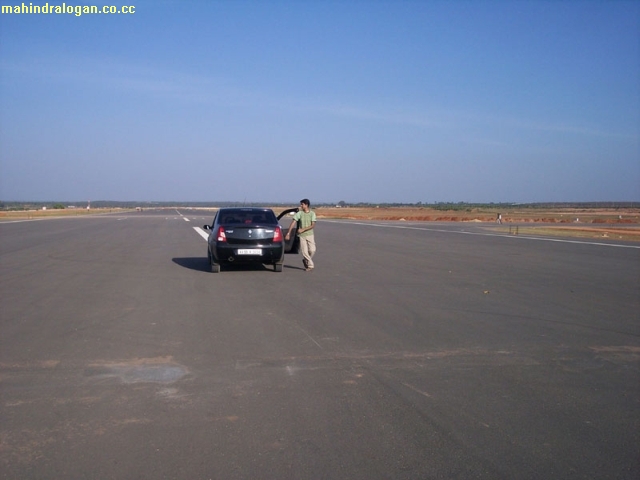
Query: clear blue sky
[[1, 1, 638, 204]]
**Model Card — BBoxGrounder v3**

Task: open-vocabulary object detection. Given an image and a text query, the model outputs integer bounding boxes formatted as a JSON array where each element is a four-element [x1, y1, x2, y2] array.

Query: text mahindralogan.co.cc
[[1, 3, 135, 16]]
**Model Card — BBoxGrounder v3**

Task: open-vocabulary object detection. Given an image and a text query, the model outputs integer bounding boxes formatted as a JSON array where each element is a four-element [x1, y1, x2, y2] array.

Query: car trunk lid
[[223, 226, 277, 245]]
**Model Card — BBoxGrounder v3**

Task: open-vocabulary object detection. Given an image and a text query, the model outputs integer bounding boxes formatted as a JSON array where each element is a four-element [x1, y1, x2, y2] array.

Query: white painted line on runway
[[183, 217, 190, 222], [322, 220, 640, 249], [0, 219, 45, 224], [193, 227, 209, 240]]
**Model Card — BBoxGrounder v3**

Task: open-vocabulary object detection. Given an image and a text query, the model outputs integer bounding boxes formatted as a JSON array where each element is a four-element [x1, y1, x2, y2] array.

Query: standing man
[[285, 199, 316, 271]]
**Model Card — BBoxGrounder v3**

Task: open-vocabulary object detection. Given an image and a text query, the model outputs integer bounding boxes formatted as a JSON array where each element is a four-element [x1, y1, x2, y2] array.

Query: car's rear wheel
[[209, 251, 220, 273], [274, 263, 283, 272]]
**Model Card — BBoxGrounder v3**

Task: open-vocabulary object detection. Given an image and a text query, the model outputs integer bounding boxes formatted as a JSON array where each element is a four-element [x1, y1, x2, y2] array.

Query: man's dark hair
[[300, 199, 310, 207]]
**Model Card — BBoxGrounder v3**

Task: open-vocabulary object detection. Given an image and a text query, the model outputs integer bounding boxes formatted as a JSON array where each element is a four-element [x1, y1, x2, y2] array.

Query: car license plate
[[237, 249, 262, 255]]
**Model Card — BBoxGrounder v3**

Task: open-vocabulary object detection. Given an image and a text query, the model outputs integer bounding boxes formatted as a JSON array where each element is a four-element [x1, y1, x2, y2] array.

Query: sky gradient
[[1, 0, 638, 204]]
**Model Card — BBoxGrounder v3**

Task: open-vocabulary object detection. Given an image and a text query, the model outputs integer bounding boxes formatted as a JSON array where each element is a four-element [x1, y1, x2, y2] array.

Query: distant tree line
[[1, 200, 638, 211]]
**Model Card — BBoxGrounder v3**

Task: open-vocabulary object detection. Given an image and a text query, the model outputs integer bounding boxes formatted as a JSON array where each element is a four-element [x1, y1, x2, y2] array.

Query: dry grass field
[[0, 208, 132, 220], [313, 206, 640, 223], [312, 206, 640, 242]]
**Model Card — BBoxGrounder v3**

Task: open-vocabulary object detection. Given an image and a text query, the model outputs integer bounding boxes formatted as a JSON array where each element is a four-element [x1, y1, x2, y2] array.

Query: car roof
[[218, 207, 273, 212]]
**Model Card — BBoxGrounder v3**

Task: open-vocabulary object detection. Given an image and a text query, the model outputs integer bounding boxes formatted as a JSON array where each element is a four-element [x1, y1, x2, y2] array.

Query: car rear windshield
[[218, 210, 277, 225]]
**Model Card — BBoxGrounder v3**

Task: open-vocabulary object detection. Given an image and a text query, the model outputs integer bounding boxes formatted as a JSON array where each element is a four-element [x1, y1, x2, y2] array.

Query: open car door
[[277, 208, 300, 253]]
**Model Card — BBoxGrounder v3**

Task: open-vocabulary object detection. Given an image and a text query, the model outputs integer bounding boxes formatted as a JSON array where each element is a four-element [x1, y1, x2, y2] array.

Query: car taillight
[[216, 226, 227, 242], [273, 226, 283, 242]]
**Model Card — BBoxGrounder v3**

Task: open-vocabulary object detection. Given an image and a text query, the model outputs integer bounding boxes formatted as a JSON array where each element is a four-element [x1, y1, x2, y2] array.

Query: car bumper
[[211, 244, 284, 265]]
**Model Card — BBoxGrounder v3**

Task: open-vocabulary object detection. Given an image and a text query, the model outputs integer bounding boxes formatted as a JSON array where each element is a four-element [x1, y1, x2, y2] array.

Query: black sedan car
[[203, 207, 299, 273]]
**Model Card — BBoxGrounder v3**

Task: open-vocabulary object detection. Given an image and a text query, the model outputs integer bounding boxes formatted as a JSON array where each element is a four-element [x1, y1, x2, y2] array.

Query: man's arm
[[285, 220, 297, 238], [300, 221, 315, 234]]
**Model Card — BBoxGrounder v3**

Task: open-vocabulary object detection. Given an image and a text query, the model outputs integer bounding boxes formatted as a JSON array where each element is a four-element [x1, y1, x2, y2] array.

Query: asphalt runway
[[1, 209, 638, 479]]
